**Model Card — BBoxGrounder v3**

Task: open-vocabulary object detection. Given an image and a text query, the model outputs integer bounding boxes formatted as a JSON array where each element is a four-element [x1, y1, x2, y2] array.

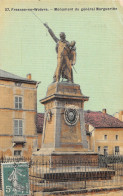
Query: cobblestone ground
[[33, 190, 123, 196], [0, 189, 123, 196], [80, 190, 123, 196], [31, 176, 123, 191]]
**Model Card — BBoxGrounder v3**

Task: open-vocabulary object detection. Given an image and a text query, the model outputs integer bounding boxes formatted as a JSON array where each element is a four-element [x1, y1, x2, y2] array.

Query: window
[[14, 120, 23, 136], [116, 135, 118, 140], [15, 96, 22, 109], [115, 146, 119, 155], [104, 146, 108, 156], [98, 146, 101, 153], [14, 150, 21, 156], [104, 135, 107, 140], [15, 82, 22, 87]]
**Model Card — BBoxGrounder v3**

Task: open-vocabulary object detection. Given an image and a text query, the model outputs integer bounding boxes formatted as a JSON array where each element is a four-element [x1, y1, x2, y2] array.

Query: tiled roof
[[0, 69, 26, 80], [37, 111, 123, 133], [36, 113, 44, 133], [0, 69, 36, 84], [85, 111, 123, 128]]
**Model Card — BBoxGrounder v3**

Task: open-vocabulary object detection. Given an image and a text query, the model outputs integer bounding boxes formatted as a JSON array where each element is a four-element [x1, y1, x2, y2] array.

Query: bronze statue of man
[[44, 24, 76, 83], [61, 41, 76, 83]]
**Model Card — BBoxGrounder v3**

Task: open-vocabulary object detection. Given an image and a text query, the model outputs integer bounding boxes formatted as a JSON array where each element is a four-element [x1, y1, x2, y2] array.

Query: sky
[[0, 0, 123, 115]]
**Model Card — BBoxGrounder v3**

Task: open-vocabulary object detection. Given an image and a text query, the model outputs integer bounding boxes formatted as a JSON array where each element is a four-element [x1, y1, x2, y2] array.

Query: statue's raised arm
[[44, 23, 59, 43], [43, 24, 76, 83]]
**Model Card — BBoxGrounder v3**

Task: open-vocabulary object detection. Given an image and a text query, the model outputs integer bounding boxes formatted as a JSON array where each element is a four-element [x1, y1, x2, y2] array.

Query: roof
[[0, 69, 37, 84], [85, 111, 123, 128], [36, 113, 44, 133], [37, 111, 123, 133]]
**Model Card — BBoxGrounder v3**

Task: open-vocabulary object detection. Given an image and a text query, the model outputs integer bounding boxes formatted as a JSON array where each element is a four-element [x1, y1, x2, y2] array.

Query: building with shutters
[[85, 110, 123, 155], [0, 69, 38, 158]]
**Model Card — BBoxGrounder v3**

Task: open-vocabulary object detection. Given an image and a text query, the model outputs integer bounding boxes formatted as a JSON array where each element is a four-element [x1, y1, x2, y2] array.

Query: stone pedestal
[[40, 82, 88, 152], [33, 82, 98, 163]]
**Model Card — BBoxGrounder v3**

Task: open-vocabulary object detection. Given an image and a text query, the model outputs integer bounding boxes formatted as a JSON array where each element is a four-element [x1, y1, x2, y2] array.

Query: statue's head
[[59, 32, 66, 40], [70, 41, 76, 47]]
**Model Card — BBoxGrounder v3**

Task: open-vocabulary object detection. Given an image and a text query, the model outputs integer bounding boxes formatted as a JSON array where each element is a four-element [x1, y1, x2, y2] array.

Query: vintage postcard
[[0, 0, 122, 114], [0, 0, 123, 195]]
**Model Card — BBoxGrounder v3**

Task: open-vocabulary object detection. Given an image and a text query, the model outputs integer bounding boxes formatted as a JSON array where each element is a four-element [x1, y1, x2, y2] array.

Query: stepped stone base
[[32, 151, 98, 167]]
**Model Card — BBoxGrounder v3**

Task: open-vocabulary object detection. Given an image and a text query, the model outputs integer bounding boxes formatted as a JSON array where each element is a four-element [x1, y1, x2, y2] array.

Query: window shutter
[[115, 146, 119, 152], [14, 120, 18, 135]]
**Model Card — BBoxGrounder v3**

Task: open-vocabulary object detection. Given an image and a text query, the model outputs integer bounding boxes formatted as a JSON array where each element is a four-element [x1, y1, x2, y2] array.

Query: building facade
[[0, 69, 37, 158], [85, 110, 123, 155]]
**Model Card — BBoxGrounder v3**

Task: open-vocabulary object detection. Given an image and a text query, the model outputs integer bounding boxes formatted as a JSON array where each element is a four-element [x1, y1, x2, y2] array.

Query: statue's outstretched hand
[[44, 23, 49, 29]]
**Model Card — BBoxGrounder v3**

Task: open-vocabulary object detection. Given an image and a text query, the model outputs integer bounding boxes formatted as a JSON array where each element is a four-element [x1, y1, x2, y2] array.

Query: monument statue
[[33, 20, 98, 172], [44, 24, 76, 83]]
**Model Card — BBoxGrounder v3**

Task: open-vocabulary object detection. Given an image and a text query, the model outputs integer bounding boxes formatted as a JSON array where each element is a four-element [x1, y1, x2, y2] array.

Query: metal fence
[[0, 155, 123, 193]]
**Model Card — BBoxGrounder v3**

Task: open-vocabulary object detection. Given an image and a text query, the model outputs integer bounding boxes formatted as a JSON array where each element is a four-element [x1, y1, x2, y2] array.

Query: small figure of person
[[8, 166, 26, 193]]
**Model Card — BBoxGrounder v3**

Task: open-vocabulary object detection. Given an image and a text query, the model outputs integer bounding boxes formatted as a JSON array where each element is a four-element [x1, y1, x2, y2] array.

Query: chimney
[[119, 111, 123, 121], [102, 109, 106, 114], [27, 74, 31, 80]]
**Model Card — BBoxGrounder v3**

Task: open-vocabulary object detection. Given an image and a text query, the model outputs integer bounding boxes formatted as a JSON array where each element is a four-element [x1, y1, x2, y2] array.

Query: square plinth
[[32, 151, 99, 167]]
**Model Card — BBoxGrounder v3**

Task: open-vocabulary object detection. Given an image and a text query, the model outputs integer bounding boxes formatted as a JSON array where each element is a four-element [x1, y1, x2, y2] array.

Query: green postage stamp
[[2, 162, 30, 195]]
